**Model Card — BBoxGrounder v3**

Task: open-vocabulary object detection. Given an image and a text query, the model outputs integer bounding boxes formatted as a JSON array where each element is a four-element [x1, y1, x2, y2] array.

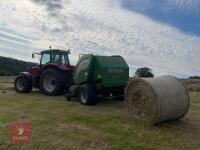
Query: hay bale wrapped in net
[[125, 76, 190, 125]]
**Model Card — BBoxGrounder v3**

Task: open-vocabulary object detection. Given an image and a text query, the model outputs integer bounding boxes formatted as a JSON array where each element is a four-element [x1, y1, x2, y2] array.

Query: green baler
[[66, 54, 129, 105]]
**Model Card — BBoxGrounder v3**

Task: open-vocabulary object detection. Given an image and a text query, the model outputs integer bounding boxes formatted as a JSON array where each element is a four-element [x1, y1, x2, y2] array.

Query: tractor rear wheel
[[79, 84, 97, 105], [14, 74, 32, 93], [40, 69, 68, 95]]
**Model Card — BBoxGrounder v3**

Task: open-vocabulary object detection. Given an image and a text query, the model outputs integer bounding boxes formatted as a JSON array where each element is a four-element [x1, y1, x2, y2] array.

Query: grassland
[[0, 77, 200, 150]]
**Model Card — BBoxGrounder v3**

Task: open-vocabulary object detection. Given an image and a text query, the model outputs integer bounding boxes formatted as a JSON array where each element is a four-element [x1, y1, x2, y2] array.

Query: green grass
[[0, 82, 200, 149]]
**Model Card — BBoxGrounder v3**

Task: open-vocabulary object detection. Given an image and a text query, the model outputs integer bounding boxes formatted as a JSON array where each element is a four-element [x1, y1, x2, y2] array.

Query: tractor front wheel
[[14, 74, 32, 93], [79, 84, 97, 105]]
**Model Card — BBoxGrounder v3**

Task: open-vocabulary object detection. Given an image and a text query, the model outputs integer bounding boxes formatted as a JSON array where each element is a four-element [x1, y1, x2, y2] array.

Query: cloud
[[32, 0, 63, 16]]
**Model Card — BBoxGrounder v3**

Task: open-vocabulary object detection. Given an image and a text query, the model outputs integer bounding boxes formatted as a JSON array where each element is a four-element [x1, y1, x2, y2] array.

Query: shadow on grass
[[156, 117, 200, 136]]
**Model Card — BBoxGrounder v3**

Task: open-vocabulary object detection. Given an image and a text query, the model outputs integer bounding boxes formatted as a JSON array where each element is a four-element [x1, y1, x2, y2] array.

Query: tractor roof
[[41, 49, 70, 54]]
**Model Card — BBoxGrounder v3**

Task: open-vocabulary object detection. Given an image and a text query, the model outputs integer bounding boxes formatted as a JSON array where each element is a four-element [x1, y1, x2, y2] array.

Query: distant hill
[[0, 56, 37, 76]]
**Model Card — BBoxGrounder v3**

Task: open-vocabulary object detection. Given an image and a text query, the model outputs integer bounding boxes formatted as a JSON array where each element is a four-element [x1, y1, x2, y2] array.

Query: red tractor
[[14, 48, 75, 95]]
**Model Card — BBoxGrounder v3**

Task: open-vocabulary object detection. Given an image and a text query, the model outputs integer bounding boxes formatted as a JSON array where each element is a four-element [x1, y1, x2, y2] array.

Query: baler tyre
[[79, 84, 97, 106], [65, 94, 71, 101], [40, 69, 67, 96], [14, 74, 32, 93]]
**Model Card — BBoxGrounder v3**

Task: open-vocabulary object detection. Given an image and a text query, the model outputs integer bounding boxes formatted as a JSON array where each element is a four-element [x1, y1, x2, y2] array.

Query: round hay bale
[[125, 76, 190, 125]]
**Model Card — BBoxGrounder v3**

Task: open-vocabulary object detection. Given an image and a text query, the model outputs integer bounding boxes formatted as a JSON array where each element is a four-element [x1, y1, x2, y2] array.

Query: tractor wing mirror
[[67, 49, 70, 54]]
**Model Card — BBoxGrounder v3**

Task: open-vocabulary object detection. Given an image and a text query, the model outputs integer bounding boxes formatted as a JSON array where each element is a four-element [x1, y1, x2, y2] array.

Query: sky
[[0, 0, 199, 77]]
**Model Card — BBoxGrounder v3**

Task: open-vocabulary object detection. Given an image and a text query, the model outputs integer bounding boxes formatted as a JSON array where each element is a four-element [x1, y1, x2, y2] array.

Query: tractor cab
[[39, 49, 70, 66], [28, 49, 74, 76], [32, 49, 70, 67]]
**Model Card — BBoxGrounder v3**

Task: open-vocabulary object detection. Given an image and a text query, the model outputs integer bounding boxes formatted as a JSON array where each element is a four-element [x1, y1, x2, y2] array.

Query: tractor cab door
[[73, 54, 93, 85], [40, 53, 51, 66]]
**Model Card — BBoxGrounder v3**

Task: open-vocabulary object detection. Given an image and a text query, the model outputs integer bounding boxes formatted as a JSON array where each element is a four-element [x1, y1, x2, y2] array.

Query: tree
[[188, 76, 200, 79], [135, 67, 154, 78]]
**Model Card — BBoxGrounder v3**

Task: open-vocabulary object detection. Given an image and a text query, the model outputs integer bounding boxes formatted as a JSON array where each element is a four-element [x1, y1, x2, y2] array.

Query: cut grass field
[[0, 77, 200, 149]]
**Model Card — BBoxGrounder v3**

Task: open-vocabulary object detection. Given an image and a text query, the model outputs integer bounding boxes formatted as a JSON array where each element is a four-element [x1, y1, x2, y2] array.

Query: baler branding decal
[[108, 68, 125, 74]]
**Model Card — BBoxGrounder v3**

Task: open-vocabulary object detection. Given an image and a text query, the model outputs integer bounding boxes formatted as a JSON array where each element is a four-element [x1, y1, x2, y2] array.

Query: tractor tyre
[[40, 68, 69, 95], [14, 74, 32, 93], [79, 84, 97, 106]]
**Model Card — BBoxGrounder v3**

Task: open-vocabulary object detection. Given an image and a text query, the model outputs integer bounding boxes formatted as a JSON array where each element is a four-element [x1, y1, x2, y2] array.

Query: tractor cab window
[[51, 54, 60, 64], [51, 53, 69, 65], [61, 55, 67, 64], [62, 54, 69, 65], [41, 53, 50, 65]]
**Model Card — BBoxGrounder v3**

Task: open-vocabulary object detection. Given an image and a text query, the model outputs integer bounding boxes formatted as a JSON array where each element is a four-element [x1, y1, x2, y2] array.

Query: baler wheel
[[79, 84, 97, 105]]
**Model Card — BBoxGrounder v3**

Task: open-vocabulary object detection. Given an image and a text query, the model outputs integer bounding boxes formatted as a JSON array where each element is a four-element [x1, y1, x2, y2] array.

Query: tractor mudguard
[[41, 64, 73, 83], [18, 72, 33, 83], [18, 72, 32, 78], [42, 64, 70, 72]]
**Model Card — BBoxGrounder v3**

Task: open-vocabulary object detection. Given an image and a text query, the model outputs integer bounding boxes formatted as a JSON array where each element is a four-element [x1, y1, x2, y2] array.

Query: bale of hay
[[125, 76, 190, 125]]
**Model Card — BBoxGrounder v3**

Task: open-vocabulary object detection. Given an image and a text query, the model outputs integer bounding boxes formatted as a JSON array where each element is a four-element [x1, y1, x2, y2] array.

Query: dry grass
[[0, 76, 15, 92], [181, 79, 200, 92], [0, 76, 15, 83], [0, 76, 199, 150]]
